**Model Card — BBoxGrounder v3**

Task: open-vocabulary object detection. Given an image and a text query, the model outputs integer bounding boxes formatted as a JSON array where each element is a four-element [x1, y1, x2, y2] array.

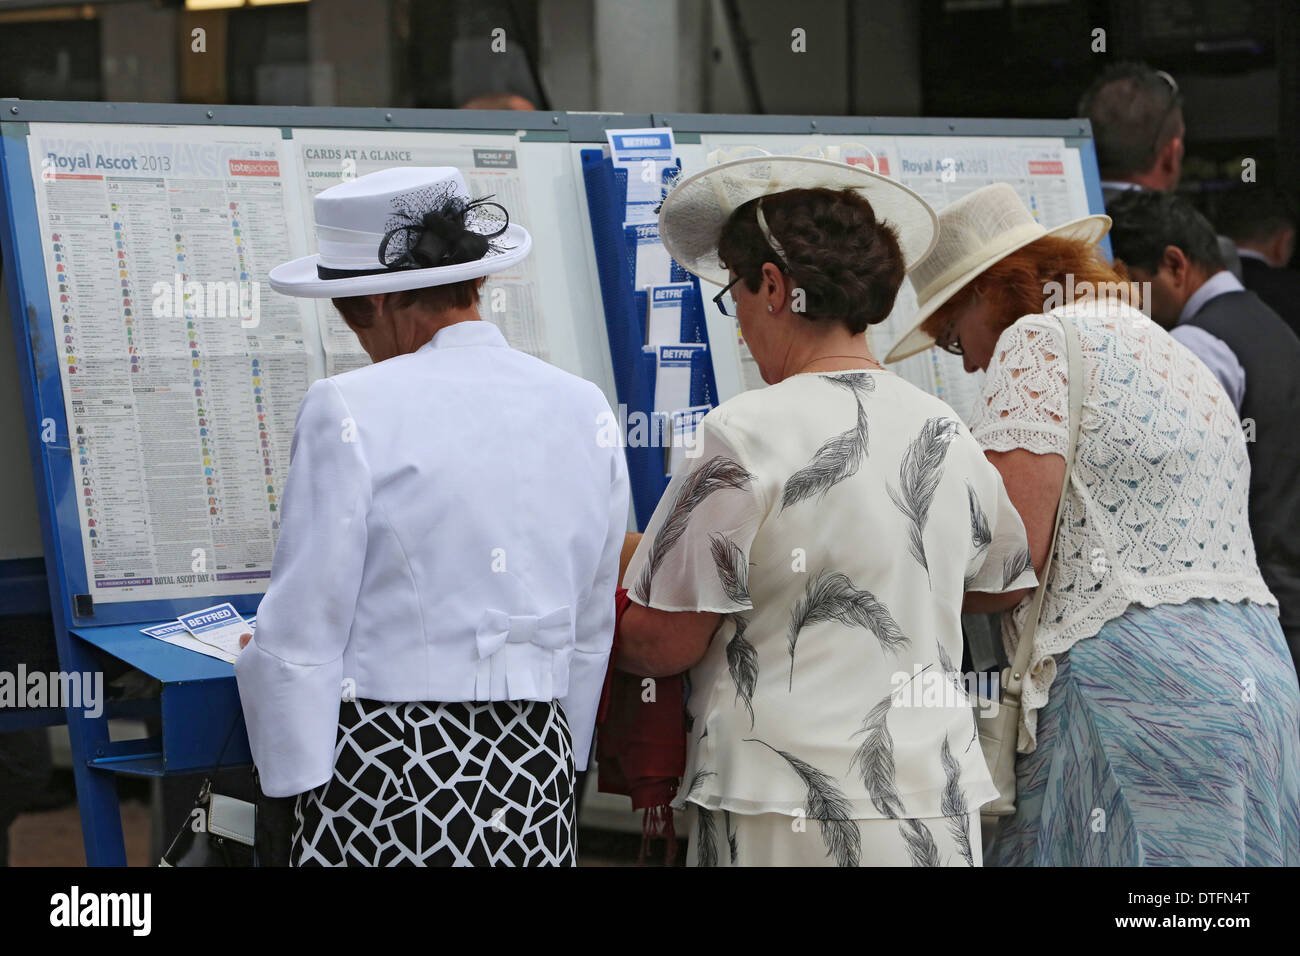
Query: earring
[[767, 305, 774, 313]]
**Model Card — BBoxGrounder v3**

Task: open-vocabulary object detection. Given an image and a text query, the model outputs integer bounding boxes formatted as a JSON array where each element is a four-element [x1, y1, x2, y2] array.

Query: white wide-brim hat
[[884, 183, 1110, 363], [269, 166, 532, 298], [658, 152, 939, 287]]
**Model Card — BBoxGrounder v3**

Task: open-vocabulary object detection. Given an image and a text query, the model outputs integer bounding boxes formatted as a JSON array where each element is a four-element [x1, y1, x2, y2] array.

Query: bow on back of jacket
[[475, 607, 573, 660]]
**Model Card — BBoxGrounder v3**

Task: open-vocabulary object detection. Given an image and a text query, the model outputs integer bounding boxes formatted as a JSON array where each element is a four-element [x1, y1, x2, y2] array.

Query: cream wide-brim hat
[[884, 182, 1110, 363], [269, 166, 532, 298], [658, 154, 940, 287]]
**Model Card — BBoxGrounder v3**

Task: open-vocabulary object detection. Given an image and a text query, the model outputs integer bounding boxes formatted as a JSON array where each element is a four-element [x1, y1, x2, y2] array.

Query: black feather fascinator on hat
[[378, 186, 512, 272]]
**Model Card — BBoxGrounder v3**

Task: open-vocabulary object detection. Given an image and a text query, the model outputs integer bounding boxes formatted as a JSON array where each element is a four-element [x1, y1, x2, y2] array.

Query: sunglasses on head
[[1147, 70, 1182, 160]]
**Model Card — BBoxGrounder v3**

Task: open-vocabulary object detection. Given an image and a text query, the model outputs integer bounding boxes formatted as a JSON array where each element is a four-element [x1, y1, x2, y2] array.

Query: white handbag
[[977, 311, 1084, 823]]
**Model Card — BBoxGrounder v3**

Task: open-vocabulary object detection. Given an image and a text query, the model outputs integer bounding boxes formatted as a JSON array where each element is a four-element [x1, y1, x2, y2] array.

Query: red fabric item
[[595, 587, 687, 865]]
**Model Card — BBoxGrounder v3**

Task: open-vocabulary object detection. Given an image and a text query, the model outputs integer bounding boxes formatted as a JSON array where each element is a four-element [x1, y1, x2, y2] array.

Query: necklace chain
[[795, 353, 883, 374]]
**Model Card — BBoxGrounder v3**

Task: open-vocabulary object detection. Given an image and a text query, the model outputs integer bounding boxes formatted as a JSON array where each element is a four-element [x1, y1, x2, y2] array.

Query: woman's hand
[[239, 633, 253, 650]]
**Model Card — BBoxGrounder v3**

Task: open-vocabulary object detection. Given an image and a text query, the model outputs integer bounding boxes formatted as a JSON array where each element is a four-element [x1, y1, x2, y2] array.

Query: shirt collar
[[1101, 180, 1143, 193], [1179, 269, 1245, 325], [1235, 247, 1271, 264], [424, 319, 508, 351]]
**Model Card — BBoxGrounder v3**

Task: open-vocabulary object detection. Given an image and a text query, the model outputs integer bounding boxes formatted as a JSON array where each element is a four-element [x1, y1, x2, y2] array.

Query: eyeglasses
[[937, 318, 963, 356], [712, 274, 743, 318], [1147, 69, 1182, 162]]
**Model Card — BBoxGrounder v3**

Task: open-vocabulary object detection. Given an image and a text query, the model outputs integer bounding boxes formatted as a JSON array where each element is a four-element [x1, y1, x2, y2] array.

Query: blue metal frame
[[1068, 134, 1114, 258]]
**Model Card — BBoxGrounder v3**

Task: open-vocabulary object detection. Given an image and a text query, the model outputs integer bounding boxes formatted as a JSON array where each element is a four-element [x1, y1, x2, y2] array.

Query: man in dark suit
[[1109, 189, 1300, 673], [1079, 62, 1241, 277], [1217, 189, 1300, 339]]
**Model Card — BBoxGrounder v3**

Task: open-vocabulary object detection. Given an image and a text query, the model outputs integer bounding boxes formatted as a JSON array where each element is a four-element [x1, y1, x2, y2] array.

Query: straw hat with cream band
[[658, 146, 940, 288], [884, 182, 1110, 362], [269, 166, 531, 298]]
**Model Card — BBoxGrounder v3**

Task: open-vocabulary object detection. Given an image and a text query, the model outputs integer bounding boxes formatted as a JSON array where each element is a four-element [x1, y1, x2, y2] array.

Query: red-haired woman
[[886, 182, 1299, 866]]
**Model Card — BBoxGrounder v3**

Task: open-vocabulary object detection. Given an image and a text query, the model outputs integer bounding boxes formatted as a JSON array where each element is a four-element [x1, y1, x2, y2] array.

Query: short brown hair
[[1077, 62, 1182, 180], [716, 187, 905, 335], [331, 279, 481, 329]]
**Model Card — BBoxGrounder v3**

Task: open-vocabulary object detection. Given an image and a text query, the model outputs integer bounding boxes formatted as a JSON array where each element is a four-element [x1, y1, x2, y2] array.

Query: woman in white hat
[[885, 182, 1299, 865], [235, 167, 630, 866], [615, 156, 1039, 866]]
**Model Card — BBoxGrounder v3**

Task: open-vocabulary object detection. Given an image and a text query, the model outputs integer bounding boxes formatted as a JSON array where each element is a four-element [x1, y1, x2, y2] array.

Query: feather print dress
[[622, 369, 1037, 866]]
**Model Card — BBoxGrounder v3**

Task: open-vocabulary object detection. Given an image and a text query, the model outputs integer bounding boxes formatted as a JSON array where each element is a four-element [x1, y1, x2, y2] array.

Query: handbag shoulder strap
[[1005, 311, 1085, 694]]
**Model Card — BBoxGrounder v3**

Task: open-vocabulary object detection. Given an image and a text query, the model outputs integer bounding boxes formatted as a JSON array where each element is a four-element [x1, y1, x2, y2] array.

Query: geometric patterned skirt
[[986, 598, 1300, 866], [291, 698, 576, 866]]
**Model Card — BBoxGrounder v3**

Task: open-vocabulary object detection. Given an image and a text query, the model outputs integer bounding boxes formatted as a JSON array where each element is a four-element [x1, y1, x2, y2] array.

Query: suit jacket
[[1182, 290, 1300, 650], [236, 320, 631, 796], [1239, 256, 1300, 341]]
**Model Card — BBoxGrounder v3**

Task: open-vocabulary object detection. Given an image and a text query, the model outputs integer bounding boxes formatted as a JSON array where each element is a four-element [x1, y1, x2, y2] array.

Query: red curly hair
[[925, 234, 1136, 337]]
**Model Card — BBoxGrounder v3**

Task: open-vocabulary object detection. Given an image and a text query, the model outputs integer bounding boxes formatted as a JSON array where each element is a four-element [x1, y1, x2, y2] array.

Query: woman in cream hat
[[887, 182, 1298, 866], [236, 167, 630, 866], [613, 156, 1039, 866]]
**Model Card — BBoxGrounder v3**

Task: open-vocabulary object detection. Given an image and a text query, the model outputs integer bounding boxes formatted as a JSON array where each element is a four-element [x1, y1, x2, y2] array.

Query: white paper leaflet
[[605, 127, 677, 224], [629, 222, 688, 289], [652, 343, 704, 419], [141, 613, 253, 664], [176, 602, 252, 660], [646, 282, 694, 345]]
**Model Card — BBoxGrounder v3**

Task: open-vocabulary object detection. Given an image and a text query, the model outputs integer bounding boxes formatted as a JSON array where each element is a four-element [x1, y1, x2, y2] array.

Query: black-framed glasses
[[712, 275, 743, 317]]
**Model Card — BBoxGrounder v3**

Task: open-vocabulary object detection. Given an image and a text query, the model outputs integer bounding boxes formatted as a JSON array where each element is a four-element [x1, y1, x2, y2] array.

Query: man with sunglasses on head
[[1079, 61, 1242, 278]]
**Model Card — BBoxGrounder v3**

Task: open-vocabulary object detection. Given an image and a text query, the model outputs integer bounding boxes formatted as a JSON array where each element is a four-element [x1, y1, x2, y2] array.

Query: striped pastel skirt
[[986, 599, 1300, 866]]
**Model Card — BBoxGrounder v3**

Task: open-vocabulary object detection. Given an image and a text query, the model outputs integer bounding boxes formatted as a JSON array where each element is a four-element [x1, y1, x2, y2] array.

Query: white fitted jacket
[[236, 320, 630, 797]]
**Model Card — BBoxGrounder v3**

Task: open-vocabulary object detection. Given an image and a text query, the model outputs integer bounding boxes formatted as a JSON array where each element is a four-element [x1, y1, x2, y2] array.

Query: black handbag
[[159, 714, 255, 867], [159, 777, 255, 867]]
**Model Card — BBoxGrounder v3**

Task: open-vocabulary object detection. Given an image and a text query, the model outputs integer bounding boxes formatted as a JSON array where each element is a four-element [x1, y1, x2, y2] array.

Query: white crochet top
[[968, 299, 1277, 751]]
